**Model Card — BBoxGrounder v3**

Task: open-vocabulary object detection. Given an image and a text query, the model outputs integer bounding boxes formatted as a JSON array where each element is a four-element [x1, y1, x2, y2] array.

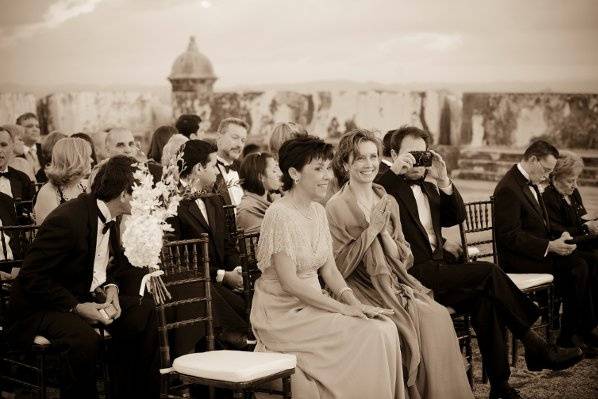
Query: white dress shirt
[[195, 197, 209, 226], [24, 144, 41, 173], [411, 181, 453, 251], [517, 163, 539, 203], [517, 163, 550, 255], [217, 156, 244, 206], [0, 219, 13, 261], [0, 167, 11, 197], [91, 200, 114, 292]]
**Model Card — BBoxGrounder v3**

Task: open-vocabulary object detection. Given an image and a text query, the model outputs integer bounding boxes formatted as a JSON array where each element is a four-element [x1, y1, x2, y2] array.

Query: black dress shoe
[[559, 334, 598, 358], [525, 343, 583, 371], [489, 384, 524, 399]]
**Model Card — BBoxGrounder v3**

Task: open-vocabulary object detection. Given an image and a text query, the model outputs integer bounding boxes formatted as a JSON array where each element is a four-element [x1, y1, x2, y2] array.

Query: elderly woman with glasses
[[543, 150, 598, 354]]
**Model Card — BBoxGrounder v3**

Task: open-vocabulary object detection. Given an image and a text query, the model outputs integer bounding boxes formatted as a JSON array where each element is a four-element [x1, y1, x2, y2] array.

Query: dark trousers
[[409, 260, 540, 386], [7, 295, 160, 399], [553, 248, 598, 340]]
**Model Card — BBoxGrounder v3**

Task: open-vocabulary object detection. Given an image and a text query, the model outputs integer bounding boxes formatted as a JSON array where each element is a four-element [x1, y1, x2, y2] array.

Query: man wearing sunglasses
[[495, 140, 597, 357]]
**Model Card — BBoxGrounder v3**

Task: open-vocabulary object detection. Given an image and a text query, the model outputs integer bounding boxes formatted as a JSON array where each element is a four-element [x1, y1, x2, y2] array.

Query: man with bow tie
[[0, 127, 35, 219], [7, 156, 159, 399], [214, 117, 248, 206], [15, 113, 43, 175], [495, 141, 598, 357], [377, 126, 582, 399], [170, 140, 249, 353]]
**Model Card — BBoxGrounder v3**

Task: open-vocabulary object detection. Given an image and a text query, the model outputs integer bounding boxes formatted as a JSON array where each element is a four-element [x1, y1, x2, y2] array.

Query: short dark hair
[[175, 114, 202, 138], [382, 130, 395, 157], [239, 152, 274, 196], [92, 156, 137, 202], [16, 112, 38, 126], [522, 140, 559, 161], [278, 135, 334, 191], [389, 126, 431, 153], [241, 143, 261, 158], [178, 139, 218, 179]]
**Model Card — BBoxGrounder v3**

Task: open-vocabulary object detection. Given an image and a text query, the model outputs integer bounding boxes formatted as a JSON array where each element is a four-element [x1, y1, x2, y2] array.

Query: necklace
[[289, 198, 314, 220]]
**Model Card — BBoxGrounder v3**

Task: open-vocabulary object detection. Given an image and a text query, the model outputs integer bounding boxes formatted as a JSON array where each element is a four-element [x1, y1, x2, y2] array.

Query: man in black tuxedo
[[376, 126, 582, 399], [171, 140, 248, 351], [0, 192, 17, 274], [0, 127, 35, 224], [15, 113, 44, 175], [214, 117, 248, 206], [494, 141, 598, 355], [7, 156, 159, 399]]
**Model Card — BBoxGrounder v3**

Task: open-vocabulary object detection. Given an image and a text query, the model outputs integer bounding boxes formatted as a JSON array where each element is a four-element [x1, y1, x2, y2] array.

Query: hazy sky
[[1, 0, 597, 89]]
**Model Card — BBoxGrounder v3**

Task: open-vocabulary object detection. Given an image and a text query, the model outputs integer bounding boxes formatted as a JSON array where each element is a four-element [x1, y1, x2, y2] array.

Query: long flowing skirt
[[250, 275, 405, 399]]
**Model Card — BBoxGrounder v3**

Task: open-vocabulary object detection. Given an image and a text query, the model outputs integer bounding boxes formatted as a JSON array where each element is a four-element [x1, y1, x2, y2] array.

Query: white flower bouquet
[[122, 160, 181, 304]]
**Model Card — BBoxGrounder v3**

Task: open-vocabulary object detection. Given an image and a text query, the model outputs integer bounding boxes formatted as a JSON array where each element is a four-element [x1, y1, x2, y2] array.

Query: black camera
[[410, 151, 433, 167]]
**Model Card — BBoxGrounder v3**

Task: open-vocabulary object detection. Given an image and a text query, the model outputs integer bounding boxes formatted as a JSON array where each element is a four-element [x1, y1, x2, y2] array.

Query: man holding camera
[[376, 126, 582, 399]]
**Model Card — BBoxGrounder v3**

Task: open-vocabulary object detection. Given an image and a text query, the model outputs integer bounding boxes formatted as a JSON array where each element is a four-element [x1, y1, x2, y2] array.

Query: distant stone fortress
[[1, 36, 597, 183]]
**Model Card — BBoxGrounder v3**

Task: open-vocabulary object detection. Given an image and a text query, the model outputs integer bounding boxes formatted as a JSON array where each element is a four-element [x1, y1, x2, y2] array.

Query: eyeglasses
[[536, 159, 553, 174]]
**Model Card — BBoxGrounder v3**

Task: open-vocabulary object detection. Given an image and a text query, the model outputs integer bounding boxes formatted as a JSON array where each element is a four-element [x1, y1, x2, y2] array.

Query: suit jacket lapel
[[511, 167, 544, 220], [185, 199, 211, 233], [7, 168, 23, 199], [421, 182, 444, 247]]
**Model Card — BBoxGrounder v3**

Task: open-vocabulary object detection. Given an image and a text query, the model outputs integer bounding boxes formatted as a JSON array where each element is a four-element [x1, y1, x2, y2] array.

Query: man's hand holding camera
[[427, 150, 451, 188], [390, 152, 416, 175]]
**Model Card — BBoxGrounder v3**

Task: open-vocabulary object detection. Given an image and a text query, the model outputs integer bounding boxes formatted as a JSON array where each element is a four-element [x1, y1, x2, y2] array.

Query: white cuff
[[216, 269, 225, 283]]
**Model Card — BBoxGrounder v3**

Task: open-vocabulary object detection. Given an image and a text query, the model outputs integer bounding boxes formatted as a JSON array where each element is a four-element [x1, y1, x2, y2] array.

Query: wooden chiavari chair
[[459, 198, 554, 370], [158, 237, 295, 399]]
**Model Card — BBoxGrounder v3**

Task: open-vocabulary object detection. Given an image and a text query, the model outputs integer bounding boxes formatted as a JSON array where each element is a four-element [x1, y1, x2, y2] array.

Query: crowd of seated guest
[[1, 111, 596, 399]]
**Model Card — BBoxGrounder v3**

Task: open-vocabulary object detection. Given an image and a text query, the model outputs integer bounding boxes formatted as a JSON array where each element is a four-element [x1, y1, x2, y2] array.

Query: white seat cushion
[[173, 350, 296, 383], [507, 273, 553, 291], [33, 335, 51, 346]]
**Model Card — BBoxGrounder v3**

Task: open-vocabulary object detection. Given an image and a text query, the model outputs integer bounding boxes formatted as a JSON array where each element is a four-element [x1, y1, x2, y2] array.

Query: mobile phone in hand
[[100, 304, 118, 320]]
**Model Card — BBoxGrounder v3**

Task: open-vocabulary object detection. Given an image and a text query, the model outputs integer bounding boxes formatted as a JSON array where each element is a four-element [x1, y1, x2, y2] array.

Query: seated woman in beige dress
[[326, 129, 473, 399], [33, 137, 92, 224], [237, 152, 282, 234], [252, 135, 404, 399]]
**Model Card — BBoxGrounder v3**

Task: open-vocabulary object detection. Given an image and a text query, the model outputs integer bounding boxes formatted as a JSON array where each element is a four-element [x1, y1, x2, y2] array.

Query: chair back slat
[[157, 235, 213, 369], [236, 230, 261, 338], [0, 225, 40, 270], [223, 204, 237, 242], [459, 199, 498, 264]]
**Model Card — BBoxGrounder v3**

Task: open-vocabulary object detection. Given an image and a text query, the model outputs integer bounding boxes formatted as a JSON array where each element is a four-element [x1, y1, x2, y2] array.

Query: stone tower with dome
[[168, 36, 217, 118]]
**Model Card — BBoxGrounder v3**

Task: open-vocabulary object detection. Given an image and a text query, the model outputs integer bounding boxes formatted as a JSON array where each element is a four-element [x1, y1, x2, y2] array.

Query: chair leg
[[233, 390, 244, 399], [546, 288, 552, 343], [511, 335, 518, 367], [283, 376, 292, 399]]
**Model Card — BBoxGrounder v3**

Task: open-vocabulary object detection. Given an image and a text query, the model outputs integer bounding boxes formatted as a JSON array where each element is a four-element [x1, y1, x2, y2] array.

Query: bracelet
[[336, 286, 353, 300]]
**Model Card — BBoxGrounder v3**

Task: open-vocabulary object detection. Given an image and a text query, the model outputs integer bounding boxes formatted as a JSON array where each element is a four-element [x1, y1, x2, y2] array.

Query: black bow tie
[[97, 209, 116, 234], [218, 160, 238, 173], [0, 171, 9, 178], [404, 177, 425, 188]]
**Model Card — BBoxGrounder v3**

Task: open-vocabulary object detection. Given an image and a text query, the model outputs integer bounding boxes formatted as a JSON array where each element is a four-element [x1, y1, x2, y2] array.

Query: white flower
[[122, 162, 182, 269]]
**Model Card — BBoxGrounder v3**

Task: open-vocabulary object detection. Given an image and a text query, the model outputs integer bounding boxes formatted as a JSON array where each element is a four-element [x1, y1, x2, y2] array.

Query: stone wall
[[1, 90, 597, 151], [0, 93, 37, 125], [37, 91, 172, 135], [461, 93, 598, 149]]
